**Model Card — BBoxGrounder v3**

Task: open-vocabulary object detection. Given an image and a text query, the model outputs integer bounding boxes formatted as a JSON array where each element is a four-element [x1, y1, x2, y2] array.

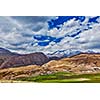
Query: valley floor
[[2, 72, 100, 83]]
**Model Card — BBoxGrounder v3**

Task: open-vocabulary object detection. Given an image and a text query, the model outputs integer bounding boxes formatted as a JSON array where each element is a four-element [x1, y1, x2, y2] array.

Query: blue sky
[[0, 16, 100, 54]]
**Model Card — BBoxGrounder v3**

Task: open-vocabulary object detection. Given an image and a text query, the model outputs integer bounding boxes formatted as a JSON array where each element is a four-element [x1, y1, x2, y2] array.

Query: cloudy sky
[[0, 16, 100, 54]]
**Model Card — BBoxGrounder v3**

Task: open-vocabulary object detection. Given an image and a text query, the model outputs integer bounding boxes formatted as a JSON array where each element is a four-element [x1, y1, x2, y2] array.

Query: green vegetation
[[14, 72, 100, 83]]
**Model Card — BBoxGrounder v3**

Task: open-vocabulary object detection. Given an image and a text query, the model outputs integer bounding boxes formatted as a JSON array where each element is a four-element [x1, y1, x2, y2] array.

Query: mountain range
[[0, 47, 49, 69], [1, 53, 100, 80], [0, 47, 100, 69], [0, 47, 82, 69]]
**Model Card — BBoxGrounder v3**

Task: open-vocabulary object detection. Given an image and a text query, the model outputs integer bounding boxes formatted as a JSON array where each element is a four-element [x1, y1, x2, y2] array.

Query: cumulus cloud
[[31, 16, 100, 54], [1, 16, 100, 55], [0, 16, 57, 53]]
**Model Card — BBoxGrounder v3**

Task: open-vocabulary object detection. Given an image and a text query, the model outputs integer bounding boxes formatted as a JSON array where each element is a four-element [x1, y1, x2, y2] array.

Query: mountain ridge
[[0, 47, 49, 68], [1, 47, 100, 69], [1, 53, 100, 80]]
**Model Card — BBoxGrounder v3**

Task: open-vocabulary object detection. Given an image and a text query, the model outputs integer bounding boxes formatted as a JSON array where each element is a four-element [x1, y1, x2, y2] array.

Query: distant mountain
[[0, 52, 49, 69], [47, 49, 100, 59], [0, 47, 20, 66], [0, 47, 49, 69], [1, 47, 100, 69], [0, 47, 21, 55], [0, 47, 11, 54], [0, 48, 82, 69], [47, 49, 81, 58]]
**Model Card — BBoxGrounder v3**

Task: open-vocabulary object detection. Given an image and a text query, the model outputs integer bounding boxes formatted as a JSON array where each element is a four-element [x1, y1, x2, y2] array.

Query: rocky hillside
[[0, 52, 49, 69], [42, 53, 100, 73], [0, 47, 49, 69], [1, 53, 100, 80], [0, 65, 42, 80]]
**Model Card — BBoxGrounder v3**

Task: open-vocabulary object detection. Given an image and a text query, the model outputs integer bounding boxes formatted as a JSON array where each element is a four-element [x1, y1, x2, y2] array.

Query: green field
[[14, 72, 100, 83]]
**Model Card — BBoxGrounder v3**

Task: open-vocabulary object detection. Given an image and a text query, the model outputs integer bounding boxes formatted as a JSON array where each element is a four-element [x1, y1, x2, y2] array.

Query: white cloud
[[1, 16, 100, 55], [31, 16, 100, 54], [0, 16, 56, 53]]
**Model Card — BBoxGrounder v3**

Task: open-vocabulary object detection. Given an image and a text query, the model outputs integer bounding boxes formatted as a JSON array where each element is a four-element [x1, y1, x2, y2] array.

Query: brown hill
[[42, 53, 100, 73], [0, 65, 42, 80]]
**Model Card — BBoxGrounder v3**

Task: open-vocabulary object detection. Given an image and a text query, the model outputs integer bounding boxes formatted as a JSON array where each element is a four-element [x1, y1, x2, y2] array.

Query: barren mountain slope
[[1, 53, 100, 80]]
